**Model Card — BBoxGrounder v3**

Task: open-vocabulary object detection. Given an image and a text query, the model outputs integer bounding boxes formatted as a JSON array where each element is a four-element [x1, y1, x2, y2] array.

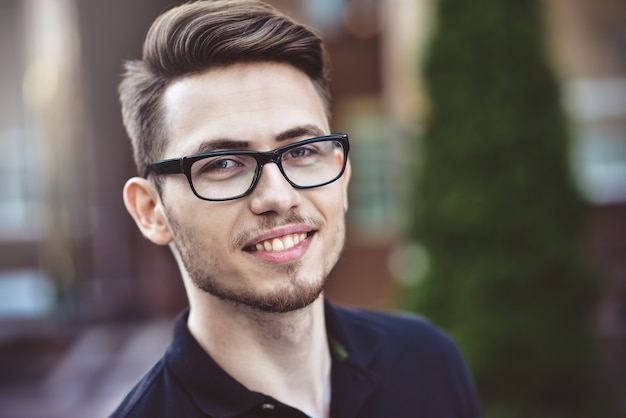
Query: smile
[[252, 232, 309, 252]]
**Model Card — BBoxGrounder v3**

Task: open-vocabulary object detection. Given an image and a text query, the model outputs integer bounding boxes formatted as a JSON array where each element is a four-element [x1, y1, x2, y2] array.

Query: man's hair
[[119, 0, 332, 175]]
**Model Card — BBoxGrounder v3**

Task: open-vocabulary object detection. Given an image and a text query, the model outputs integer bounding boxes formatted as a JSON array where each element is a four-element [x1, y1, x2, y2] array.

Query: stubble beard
[[168, 211, 345, 313]]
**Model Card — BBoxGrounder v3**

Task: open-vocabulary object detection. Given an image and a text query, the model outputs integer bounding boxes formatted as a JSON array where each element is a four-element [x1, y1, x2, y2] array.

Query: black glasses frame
[[144, 134, 350, 201]]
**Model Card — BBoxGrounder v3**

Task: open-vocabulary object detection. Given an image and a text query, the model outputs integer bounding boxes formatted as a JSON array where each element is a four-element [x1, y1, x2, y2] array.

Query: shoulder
[[328, 304, 482, 416], [327, 303, 473, 380], [331, 304, 454, 348], [109, 356, 199, 418]]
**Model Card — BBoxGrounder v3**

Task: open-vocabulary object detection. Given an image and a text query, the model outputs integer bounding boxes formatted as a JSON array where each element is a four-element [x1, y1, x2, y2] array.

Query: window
[[0, 0, 86, 318], [567, 78, 626, 204]]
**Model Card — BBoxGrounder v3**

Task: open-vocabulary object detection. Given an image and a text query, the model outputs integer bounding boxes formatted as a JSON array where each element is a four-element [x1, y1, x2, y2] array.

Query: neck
[[188, 296, 331, 418]]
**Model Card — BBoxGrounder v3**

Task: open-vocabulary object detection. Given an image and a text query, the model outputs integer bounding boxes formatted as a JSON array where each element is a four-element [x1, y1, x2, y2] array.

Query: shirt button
[[262, 403, 276, 411]]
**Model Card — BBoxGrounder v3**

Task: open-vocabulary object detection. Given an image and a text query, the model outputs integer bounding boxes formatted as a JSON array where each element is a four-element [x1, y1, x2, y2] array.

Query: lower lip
[[247, 234, 313, 264]]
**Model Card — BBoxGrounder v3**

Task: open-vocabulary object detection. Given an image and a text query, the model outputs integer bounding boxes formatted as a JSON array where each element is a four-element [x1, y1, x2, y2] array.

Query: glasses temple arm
[[143, 159, 184, 178]]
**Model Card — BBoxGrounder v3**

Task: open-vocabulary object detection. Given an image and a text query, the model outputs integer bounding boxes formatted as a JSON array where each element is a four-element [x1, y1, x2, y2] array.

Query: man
[[112, 1, 481, 417]]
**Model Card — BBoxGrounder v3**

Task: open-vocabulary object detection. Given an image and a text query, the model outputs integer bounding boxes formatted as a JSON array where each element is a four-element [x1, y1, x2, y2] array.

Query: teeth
[[254, 233, 307, 252], [272, 238, 284, 251]]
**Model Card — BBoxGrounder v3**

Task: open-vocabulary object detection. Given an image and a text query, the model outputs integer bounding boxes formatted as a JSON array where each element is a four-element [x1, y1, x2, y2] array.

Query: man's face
[[157, 62, 350, 313]]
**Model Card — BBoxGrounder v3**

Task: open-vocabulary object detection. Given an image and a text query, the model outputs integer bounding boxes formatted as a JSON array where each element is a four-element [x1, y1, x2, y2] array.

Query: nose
[[249, 162, 302, 215]]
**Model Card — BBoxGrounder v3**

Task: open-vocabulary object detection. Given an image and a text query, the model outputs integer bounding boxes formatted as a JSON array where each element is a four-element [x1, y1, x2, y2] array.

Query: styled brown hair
[[119, 0, 331, 175]]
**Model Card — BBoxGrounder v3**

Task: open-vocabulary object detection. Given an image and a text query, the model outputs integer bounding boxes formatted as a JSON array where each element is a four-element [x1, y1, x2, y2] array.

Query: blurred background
[[0, 0, 625, 416]]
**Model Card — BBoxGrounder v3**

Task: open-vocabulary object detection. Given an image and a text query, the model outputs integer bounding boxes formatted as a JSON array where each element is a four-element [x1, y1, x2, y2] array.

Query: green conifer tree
[[406, 0, 621, 416]]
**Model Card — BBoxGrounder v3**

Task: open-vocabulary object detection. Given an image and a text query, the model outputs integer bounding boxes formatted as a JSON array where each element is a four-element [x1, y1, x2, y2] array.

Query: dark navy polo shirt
[[110, 302, 481, 417]]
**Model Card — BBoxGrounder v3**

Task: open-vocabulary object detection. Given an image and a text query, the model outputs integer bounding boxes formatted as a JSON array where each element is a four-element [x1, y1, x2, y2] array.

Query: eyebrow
[[194, 139, 249, 155], [190, 124, 327, 155], [275, 124, 326, 142]]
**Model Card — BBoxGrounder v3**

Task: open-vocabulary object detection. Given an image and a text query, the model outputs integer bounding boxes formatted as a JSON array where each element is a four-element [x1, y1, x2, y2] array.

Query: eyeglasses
[[144, 134, 350, 201]]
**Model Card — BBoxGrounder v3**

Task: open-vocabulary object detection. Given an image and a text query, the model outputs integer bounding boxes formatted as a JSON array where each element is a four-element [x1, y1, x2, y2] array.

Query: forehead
[[161, 62, 329, 157]]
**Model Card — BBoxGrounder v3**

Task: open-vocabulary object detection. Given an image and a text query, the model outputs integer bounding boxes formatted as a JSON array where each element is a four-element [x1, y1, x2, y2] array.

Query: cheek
[[188, 212, 235, 245], [163, 195, 239, 250], [316, 186, 349, 221]]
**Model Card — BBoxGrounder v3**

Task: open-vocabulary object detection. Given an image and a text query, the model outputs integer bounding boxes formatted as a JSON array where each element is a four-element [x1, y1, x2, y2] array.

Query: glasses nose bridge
[[255, 149, 283, 171], [251, 148, 294, 190]]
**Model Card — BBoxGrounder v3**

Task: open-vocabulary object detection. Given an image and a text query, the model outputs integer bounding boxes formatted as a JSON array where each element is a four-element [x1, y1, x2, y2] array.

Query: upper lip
[[243, 224, 315, 249]]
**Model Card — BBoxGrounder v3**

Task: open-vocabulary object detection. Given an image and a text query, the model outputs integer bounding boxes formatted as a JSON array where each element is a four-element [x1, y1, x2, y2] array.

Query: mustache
[[232, 211, 323, 249]]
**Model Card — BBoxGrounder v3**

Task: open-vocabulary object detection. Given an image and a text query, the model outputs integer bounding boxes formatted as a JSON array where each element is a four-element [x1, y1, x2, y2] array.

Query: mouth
[[245, 231, 314, 253]]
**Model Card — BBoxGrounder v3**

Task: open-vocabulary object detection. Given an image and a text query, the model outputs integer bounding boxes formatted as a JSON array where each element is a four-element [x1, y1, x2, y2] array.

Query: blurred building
[[0, 0, 625, 416], [545, 0, 626, 400]]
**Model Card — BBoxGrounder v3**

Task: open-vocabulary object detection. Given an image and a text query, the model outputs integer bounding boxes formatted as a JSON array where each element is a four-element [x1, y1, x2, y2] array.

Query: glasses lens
[[189, 154, 257, 200], [281, 138, 346, 188], [187, 137, 347, 200]]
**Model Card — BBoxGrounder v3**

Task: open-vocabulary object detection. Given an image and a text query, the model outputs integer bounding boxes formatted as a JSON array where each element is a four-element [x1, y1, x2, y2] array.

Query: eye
[[206, 158, 239, 170], [288, 147, 308, 158], [284, 145, 319, 161], [192, 156, 248, 179]]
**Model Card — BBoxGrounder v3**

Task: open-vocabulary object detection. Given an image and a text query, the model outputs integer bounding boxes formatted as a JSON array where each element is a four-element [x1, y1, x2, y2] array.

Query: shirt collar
[[166, 310, 266, 417], [324, 301, 383, 417], [324, 300, 384, 368], [165, 303, 384, 417]]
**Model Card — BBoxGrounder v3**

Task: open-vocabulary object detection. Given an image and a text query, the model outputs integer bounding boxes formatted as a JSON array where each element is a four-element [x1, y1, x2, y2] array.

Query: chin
[[195, 272, 327, 314]]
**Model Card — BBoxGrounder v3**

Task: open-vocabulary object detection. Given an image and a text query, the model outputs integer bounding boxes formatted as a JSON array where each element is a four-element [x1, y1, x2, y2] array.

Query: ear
[[123, 177, 173, 245], [342, 159, 351, 212]]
